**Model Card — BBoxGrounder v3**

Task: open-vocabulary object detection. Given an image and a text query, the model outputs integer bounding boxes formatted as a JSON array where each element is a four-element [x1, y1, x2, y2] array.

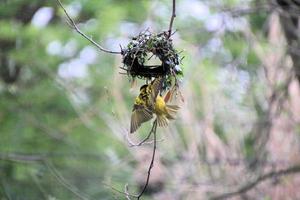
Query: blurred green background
[[1, 0, 300, 199]]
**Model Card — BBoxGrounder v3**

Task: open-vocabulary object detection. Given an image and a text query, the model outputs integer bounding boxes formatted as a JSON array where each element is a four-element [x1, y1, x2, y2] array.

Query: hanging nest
[[121, 31, 183, 89]]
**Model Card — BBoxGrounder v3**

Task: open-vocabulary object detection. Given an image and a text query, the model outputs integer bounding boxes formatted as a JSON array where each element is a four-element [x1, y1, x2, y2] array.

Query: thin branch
[[137, 120, 158, 199], [127, 120, 158, 147], [107, 120, 158, 200], [124, 184, 131, 200], [210, 165, 300, 200], [45, 161, 91, 200], [168, 0, 176, 38], [215, 3, 272, 17], [1, 181, 12, 200], [126, 131, 153, 147], [1, 152, 294, 167], [0, 152, 103, 163], [56, 0, 121, 54], [30, 172, 49, 199], [0, 153, 45, 163], [105, 183, 137, 199]]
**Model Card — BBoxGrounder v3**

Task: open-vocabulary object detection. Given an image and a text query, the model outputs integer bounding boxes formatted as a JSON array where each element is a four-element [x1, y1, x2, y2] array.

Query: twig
[[108, 120, 158, 199], [168, 0, 176, 38], [1, 181, 12, 200], [137, 120, 158, 199], [127, 121, 157, 147], [127, 127, 153, 147], [128, 137, 164, 147], [124, 184, 131, 200], [30, 172, 48, 199], [105, 183, 138, 199], [0, 153, 45, 163], [45, 161, 91, 200], [0, 152, 104, 163], [216, 3, 272, 17], [1, 153, 295, 167], [55, 0, 121, 54], [210, 165, 300, 200]]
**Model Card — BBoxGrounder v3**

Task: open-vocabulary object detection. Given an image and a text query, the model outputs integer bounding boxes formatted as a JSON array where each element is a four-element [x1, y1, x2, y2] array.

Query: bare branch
[[213, 1, 300, 18], [0, 153, 103, 163], [124, 184, 131, 200], [137, 120, 158, 199], [0, 153, 45, 163], [108, 120, 158, 199], [127, 120, 159, 147], [216, 3, 272, 17], [56, 0, 121, 54], [1, 181, 12, 200], [126, 130, 153, 147], [104, 183, 138, 199], [45, 161, 91, 200], [210, 165, 300, 200], [168, 0, 176, 38]]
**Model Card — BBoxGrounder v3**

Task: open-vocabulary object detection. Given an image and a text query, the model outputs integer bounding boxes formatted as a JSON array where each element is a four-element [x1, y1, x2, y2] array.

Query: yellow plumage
[[130, 77, 180, 133]]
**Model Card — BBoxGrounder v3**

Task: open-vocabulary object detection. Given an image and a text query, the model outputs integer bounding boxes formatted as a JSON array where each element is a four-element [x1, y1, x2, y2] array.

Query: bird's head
[[140, 84, 148, 92]]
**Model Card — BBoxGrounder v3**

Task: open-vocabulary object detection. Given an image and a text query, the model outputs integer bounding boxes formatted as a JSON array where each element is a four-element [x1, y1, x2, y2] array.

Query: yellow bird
[[130, 77, 180, 133]]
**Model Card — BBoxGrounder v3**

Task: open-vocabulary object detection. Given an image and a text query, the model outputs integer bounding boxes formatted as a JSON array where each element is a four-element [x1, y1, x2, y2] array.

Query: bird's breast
[[154, 96, 166, 115]]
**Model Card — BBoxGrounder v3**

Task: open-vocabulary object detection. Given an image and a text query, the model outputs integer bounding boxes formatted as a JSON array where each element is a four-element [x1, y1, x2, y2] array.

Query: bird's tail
[[156, 104, 180, 127], [156, 115, 169, 127], [165, 104, 180, 120]]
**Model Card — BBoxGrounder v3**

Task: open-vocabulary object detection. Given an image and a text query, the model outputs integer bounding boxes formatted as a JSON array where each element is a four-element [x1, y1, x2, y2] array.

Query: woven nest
[[121, 31, 183, 89]]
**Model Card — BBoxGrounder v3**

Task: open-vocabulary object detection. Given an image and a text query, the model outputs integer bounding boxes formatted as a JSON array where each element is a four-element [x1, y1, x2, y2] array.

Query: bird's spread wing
[[130, 105, 153, 133], [130, 77, 163, 133]]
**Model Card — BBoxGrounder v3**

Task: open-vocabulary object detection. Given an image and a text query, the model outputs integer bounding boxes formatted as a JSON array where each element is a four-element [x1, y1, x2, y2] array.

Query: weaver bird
[[130, 77, 180, 133]]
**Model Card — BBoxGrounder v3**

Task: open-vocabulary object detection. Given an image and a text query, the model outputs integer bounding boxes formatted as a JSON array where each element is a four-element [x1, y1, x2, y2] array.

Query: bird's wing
[[149, 77, 163, 103], [130, 105, 153, 133]]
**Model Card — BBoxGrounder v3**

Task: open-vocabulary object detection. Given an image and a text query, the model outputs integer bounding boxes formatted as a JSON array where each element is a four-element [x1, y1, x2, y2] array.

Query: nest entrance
[[121, 31, 182, 85]]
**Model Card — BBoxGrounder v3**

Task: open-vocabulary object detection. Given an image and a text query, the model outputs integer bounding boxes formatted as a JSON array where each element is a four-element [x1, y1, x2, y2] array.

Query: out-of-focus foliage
[[1, 0, 300, 199]]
